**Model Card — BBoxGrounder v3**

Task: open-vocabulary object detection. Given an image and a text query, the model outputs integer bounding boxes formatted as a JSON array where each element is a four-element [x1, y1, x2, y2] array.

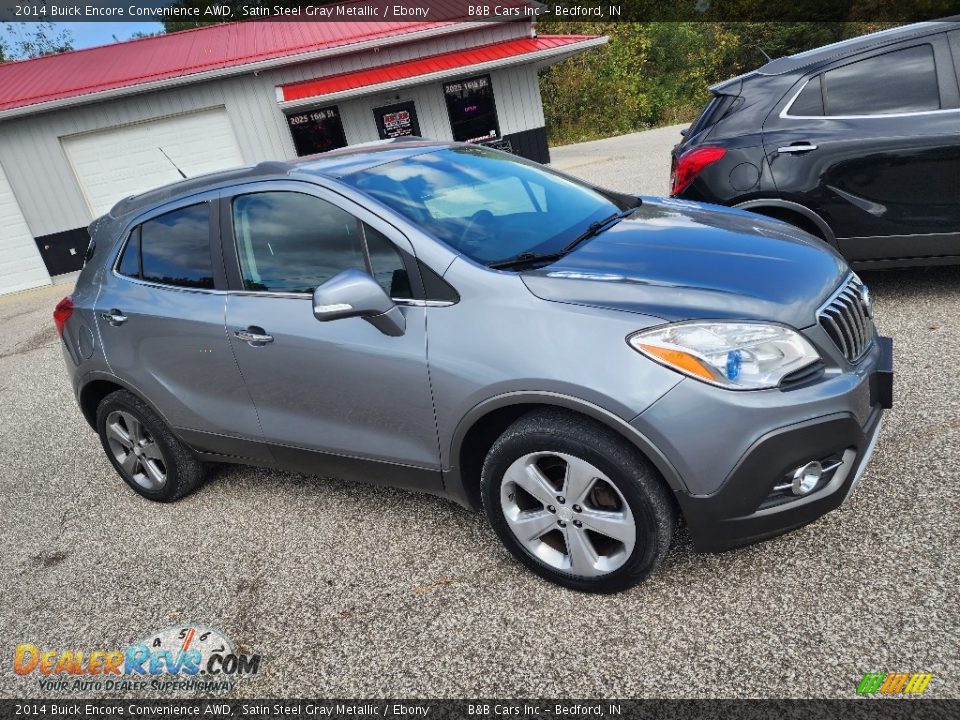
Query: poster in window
[[287, 106, 348, 156], [374, 101, 421, 140], [444, 74, 501, 143]]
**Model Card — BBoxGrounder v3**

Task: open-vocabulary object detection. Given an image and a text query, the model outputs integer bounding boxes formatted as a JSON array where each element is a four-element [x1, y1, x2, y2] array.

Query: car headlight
[[628, 321, 821, 390]]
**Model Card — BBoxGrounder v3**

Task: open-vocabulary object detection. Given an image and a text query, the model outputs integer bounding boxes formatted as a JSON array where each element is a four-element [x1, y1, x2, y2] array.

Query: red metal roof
[[279, 35, 598, 103], [0, 13, 464, 113]]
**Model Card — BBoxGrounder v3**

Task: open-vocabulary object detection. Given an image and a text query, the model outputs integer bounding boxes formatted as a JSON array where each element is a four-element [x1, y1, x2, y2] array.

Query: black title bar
[[1, 0, 958, 23]]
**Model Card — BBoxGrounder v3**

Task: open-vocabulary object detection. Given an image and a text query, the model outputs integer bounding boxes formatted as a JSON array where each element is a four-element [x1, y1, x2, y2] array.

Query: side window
[[232, 192, 367, 293], [822, 44, 940, 116], [140, 204, 214, 289], [364, 224, 412, 299], [790, 75, 824, 116], [117, 227, 140, 277]]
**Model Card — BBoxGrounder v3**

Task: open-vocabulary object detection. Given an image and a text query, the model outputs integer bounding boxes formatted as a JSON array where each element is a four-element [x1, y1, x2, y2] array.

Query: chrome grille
[[818, 276, 874, 362]]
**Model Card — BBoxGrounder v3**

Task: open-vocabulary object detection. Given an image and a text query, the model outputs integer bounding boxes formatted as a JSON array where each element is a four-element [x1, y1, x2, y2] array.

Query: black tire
[[95, 390, 205, 502], [481, 409, 675, 593]]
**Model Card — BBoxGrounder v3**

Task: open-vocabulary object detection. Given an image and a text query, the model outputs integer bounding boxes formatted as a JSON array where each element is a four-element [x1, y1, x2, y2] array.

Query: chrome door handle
[[234, 328, 274, 345], [777, 144, 818, 153], [100, 310, 128, 326]]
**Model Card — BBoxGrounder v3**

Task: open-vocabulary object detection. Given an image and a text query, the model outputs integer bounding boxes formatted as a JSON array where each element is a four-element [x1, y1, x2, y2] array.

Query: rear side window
[[821, 44, 940, 116], [117, 228, 140, 277], [139, 204, 214, 289], [688, 93, 738, 135], [790, 75, 824, 116]]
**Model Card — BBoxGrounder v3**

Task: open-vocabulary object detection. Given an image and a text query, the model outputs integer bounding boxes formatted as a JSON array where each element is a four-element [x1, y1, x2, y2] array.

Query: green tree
[[538, 21, 895, 145], [3, 22, 73, 60]]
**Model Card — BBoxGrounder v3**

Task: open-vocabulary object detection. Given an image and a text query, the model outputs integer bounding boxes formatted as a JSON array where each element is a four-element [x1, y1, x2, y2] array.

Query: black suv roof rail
[[756, 20, 956, 76]]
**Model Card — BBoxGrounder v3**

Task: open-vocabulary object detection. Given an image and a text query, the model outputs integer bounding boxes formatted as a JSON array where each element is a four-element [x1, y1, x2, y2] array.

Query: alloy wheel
[[104, 410, 167, 490], [500, 451, 636, 577]]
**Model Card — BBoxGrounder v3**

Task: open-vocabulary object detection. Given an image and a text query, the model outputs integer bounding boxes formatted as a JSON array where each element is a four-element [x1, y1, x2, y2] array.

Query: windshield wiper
[[488, 250, 568, 270], [488, 207, 639, 271], [560, 207, 638, 254]]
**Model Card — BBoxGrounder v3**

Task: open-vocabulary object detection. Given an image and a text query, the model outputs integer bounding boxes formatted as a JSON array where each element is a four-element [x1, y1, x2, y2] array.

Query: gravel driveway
[[1, 126, 957, 699]]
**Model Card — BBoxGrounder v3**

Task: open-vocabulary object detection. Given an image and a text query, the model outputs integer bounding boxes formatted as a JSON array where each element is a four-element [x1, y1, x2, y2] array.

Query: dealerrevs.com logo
[[14, 625, 261, 693]]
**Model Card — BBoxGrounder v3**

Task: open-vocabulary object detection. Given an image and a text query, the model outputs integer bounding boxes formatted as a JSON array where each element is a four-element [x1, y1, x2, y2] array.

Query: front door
[[221, 183, 441, 491], [763, 37, 960, 262]]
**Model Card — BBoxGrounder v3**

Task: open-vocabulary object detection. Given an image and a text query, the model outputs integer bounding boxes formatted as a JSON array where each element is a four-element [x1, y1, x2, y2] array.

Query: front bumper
[[637, 335, 892, 553], [675, 405, 884, 552]]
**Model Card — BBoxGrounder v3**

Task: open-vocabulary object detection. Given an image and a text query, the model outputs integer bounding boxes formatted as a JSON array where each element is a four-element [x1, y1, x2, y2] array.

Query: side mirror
[[680, 127, 689, 137], [312, 269, 405, 337]]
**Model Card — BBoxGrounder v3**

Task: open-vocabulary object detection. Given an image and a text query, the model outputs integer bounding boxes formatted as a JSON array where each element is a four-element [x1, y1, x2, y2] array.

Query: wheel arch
[[734, 199, 837, 247], [445, 392, 686, 510], [78, 373, 172, 434]]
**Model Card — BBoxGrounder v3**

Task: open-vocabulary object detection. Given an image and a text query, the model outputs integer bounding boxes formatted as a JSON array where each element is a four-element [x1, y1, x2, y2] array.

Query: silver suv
[[56, 141, 893, 592]]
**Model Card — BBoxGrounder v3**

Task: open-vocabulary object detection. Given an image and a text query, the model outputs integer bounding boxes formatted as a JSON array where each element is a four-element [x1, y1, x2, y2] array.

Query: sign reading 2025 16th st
[[13, 625, 261, 693]]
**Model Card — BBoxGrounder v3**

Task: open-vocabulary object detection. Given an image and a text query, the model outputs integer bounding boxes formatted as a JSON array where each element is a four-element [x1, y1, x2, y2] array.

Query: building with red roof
[[0, 5, 604, 293]]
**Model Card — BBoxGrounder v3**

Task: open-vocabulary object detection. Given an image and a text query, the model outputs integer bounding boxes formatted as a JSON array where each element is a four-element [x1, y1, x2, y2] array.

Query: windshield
[[339, 146, 624, 266]]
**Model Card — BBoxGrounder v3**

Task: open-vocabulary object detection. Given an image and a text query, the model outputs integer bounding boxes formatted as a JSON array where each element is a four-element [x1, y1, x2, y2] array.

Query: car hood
[[520, 197, 849, 328]]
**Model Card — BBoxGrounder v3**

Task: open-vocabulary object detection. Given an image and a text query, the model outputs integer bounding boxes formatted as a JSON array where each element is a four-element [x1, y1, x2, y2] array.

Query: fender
[[77, 370, 178, 433], [734, 198, 837, 247], [444, 390, 687, 508]]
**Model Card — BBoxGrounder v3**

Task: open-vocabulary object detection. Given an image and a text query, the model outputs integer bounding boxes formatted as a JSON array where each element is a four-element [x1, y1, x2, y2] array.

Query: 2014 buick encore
[[56, 141, 893, 592]]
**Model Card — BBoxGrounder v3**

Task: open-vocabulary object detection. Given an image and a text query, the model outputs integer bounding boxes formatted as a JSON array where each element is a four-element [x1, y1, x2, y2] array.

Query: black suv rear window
[[139, 204, 214, 289], [822, 44, 940, 116]]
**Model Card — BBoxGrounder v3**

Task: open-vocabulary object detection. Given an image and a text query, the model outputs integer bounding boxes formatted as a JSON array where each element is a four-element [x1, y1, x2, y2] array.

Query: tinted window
[[823, 44, 940, 116], [117, 228, 140, 277], [233, 192, 367, 293], [790, 75, 824, 116], [341, 146, 624, 265], [287, 106, 348, 156], [140, 204, 214, 289], [364, 225, 411, 299], [444, 75, 501, 143]]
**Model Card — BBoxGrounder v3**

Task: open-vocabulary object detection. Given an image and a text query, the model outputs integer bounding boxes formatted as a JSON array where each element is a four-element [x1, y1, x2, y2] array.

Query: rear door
[[763, 35, 960, 262], [220, 181, 442, 491], [95, 195, 267, 459]]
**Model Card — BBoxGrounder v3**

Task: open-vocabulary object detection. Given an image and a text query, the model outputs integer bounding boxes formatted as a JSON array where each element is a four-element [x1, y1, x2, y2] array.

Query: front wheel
[[481, 410, 675, 592]]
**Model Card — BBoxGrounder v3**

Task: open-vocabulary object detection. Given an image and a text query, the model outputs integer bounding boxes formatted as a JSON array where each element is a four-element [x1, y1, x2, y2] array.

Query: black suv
[[671, 21, 960, 269]]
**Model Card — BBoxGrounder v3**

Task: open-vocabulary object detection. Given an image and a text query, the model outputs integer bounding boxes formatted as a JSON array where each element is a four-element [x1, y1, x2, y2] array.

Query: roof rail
[[252, 160, 295, 175]]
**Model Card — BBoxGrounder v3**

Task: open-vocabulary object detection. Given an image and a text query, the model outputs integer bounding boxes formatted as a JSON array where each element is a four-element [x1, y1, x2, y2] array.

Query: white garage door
[[62, 107, 245, 217], [0, 159, 50, 295]]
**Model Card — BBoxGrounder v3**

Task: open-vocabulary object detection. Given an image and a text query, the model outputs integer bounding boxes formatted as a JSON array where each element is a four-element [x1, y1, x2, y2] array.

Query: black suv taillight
[[670, 146, 726, 195]]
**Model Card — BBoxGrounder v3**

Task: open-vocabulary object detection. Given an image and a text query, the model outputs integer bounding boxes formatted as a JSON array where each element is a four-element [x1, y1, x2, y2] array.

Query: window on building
[[139, 204, 214, 289], [373, 101, 421, 140], [287, 106, 348, 156], [822, 44, 940, 116], [444, 74, 501, 143], [232, 191, 409, 298]]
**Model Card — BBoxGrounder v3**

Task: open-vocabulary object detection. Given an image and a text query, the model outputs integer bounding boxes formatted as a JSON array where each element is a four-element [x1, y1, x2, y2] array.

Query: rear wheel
[[481, 409, 675, 592], [96, 390, 204, 502]]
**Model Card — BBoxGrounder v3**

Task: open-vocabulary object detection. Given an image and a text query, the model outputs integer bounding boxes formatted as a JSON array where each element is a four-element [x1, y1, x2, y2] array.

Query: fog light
[[792, 461, 823, 496]]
